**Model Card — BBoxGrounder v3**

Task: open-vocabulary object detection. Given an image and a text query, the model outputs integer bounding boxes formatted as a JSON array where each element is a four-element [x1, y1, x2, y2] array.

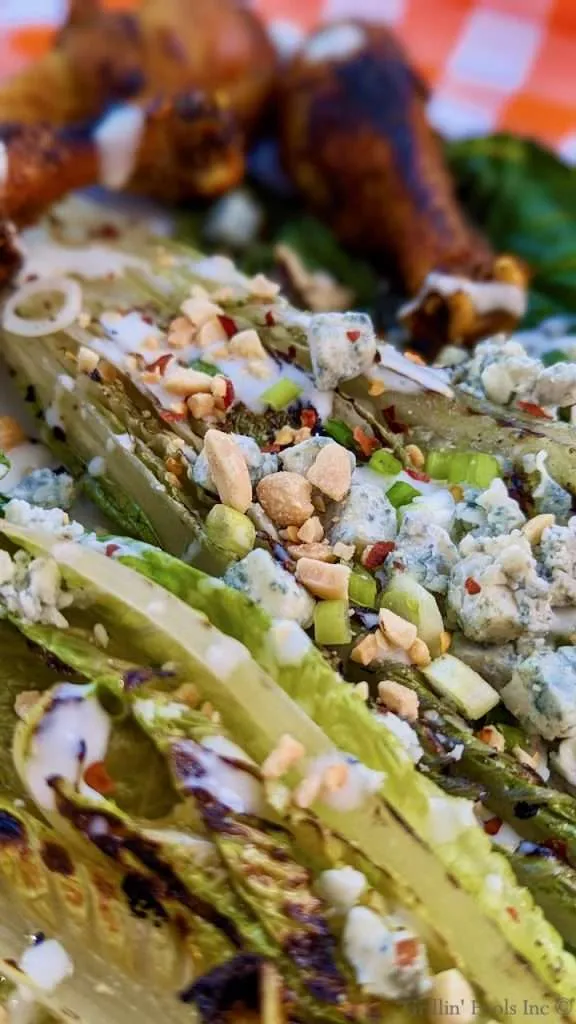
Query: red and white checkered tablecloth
[[2, 0, 576, 159]]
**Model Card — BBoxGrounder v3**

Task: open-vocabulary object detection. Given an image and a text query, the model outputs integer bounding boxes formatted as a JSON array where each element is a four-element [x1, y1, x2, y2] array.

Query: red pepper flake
[[83, 761, 115, 796], [222, 378, 235, 410], [362, 541, 396, 569], [381, 405, 407, 434], [300, 408, 317, 429], [160, 409, 188, 422], [465, 577, 482, 595], [405, 468, 430, 483], [395, 938, 419, 968], [353, 426, 379, 456], [93, 223, 120, 241], [147, 353, 173, 376], [517, 401, 552, 420], [543, 838, 568, 862], [261, 442, 282, 453], [506, 906, 519, 922], [265, 311, 276, 327], [346, 330, 361, 342], [483, 816, 502, 837], [218, 314, 237, 339], [105, 543, 120, 558]]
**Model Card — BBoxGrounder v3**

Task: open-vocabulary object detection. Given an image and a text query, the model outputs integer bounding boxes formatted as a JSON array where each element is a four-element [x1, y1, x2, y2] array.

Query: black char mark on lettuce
[[180, 953, 266, 1021]]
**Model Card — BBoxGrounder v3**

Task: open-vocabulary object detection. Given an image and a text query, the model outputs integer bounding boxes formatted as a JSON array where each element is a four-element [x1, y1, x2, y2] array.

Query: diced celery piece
[[467, 453, 500, 489], [542, 350, 569, 367], [189, 358, 220, 376], [205, 504, 256, 560], [423, 654, 500, 720], [447, 452, 472, 485], [380, 575, 444, 657], [314, 599, 352, 645], [386, 481, 420, 508], [260, 379, 303, 411], [348, 567, 377, 608], [425, 450, 452, 480], [324, 419, 354, 448], [369, 449, 402, 476]]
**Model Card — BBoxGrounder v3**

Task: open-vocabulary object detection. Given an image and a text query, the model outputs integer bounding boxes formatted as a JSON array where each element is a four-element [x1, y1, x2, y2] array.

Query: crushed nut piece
[[449, 485, 464, 502], [174, 683, 200, 707], [142, 334, 159, 351], [229, 328, 267, 361], [476, 725, 505, 753], [275, 425, 297, 446], [351, 632, 388, 666], [164, 368, 214, 396], [409, 637, 431, 667], [261, 734, 306, 779], [297, 516, 324, 544], [522, 513, 555, 545], [14, 690, 41, 720], [167, 316, 196, 349], [77, 311, 91, 329], [180, 297, 223, 327], [405, 444, 425, 469], [353, 681, 369, 701], [93, 623, 109, 648], [368, 378, 386, 397], [323, 762, 349, 792], [378, 608, 418, 651], [293, 426, 312, 443], [197, 317, 228, 347], [306, 443, 352, 501], [287, 542, 335, 562], [0, 416, 26, 451], [247, 359, 272, 379], [294, 773, 321, 809], [333, 542, 356, 561], [77, 346, 100, 374], [295, 558, 350, 599], [280, 525, 301, 542], [377, 680, 419, 722], [249, 273, 281, 301], [256, 472, 314, 527], [203, 429, 252, 513], [187, 393, 216, 419], [440, 630, 452, 654]]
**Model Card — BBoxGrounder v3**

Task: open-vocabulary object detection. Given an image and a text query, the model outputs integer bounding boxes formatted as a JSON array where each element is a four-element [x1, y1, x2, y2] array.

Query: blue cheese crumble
[[447, 532, 551, 643], [523, 450, 572, 522], [280, 436, 355, 476], [224, 548, 315, 626], [192, 433, 278, 493], [307, 311, 376, 390], [0, 549, 72, 628], [538, 518, 576, 606], [10, 468, 76, 510], [387, 518, 458, 595], [328, 482, 397, 551], [343, 906, 430, 1000], [453, 479, 525, 540], [501, 647, 576, 740]]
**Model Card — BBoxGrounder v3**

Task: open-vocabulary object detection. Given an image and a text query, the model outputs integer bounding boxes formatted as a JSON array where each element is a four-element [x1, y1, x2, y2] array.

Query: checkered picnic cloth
[[1, 0, 576, 158]]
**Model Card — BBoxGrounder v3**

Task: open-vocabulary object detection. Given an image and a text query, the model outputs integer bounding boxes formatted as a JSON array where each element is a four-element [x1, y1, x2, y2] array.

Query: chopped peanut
[[142, 335, 159, 350], [293, 426, 312, 443], [180, 297, 223, 327], [512, 744, 547, 776], [378, 608, 418, 651], [174, 683, 200, 708], [164, 368, 214, 396], [408, 637, 431, 667], [522, 513, 555, 545], [351, 632, 390, 667], [197, 317, 228, 347], [275, 425, 296, 446], [261, 734, 306, 779], [368, 377, 386, 397], [377, 680, 419, 722], [306, 443, 352, 501], [14, 690, 41, 720], [167, 316, 196, 349], [353, 681, 369, 701], [77, 346, 100, 374], [229, 328, 267, 361], [203, 429, 252, 513], [449, 485, 464, 502], [165, 456, 184, 478], [256, 472, 314, 527], [0, 416, 26, 451], [77, 311, 91, 329], [187, 393, 216, 419], [428, 970, 476, 1024], [210, 375, 228, 399], [440, 630, 452, 654], [287, 542, 335, 562], [295, 558, 350, 599], [323, 762, 348, 792], [297, 516, 324, 544], [476, 725, 505, 753], [333, 542, 356, 561], [294, 773, 322, 809], [247, 359, 272, 379], [249, 273, 281, 301], [280, 525, 301, 542], [404, 350, 426, 366], [405, 444, 425, 469]]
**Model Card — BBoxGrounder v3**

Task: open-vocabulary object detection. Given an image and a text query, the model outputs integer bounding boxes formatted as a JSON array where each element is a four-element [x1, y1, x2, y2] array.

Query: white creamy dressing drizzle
[[400, 272, 527, 321], [17, 238, 148, 283], [352, 464, 444, 498], [372, 344, 454, 398], [94, 104, 146, 190], [306, 752, 384, 812], [174, 735, 266, 815], [304, 22, 366, 62], [0, 139, 9, 189], [25, 683, 111, 810]]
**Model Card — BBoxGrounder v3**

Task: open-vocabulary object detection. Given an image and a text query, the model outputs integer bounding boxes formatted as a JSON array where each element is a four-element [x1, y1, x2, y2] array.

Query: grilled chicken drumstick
[[279, 20, 527, 350], [0, 0, 277, 133]]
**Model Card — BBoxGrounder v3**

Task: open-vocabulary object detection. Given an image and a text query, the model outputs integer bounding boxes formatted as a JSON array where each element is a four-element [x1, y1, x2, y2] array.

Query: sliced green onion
[[260, 379, 303, 411], [348, 567, 377, 608], [324, 418, 354, 448], [369, 449, 402, 476], [542, 350, 569, 367], [314, 599, 352, 645], [205, 504, 255, 560], [189, 358, 220, 376], [426, 448, 500, 488], [386, 481, 420, 508]]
